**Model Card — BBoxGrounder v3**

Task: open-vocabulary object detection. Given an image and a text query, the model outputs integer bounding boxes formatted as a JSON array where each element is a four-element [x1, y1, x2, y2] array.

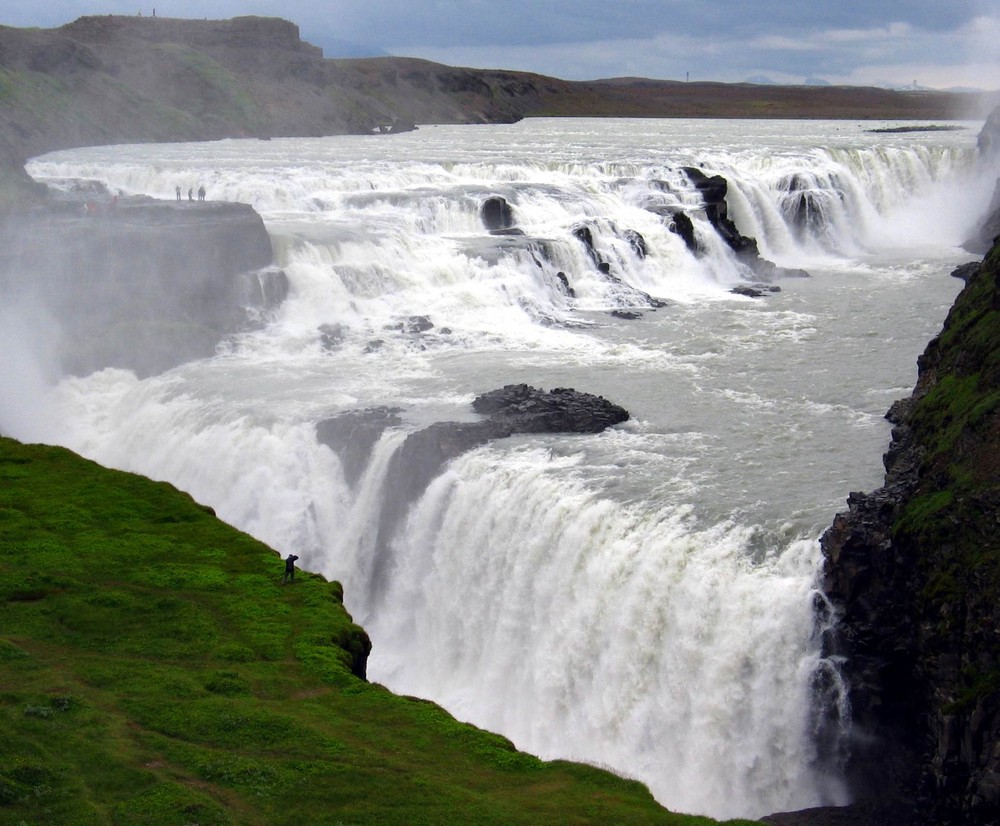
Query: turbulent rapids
[[8, 118, 995, 819]]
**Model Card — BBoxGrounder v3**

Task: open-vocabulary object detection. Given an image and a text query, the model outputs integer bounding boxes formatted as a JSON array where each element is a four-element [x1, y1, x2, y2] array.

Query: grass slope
[[0, 436, 755, 825]]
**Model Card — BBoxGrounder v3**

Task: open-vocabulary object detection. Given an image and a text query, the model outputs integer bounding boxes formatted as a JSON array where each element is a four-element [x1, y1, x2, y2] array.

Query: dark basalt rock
[[611, 309, 643, 320], [472, 384, 630, 434], [731, 284, 781, 298], [668, 209, 699, 254], [375, 118, 416, 134], [762, 800, 913, 826], [683, 166, 809, 281], [554, 271, 576, 298], [573, 224, 601, 266], [481, 196, 515, 232], [682, 166, 755, 254], [950, 261, 981, 283], [623, 228, 648, 259], [389, 315, 434, 334]]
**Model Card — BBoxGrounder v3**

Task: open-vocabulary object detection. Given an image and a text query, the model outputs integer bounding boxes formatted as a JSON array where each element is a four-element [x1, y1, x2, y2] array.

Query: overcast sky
[[3, 1, 1000, 90]]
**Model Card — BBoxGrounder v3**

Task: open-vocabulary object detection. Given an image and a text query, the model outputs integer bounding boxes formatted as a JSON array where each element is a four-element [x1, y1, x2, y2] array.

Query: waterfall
[[11, 118, 984, 819]]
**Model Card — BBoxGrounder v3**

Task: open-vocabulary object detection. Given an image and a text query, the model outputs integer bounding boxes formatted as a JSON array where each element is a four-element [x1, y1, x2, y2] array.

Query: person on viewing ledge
[[198, 185, 206, 201], [282, 554, 299, 585]]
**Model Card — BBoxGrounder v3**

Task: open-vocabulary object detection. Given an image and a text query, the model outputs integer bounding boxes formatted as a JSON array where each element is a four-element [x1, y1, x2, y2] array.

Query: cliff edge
[[0, 194, 283, 376]]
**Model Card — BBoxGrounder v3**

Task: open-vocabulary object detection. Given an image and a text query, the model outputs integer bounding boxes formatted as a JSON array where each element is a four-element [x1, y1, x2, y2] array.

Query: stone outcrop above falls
[[480, 196, 518, 234], [317, 385, 629, 493], [472, 383, 630, 434], [377, 384, 628, 514], [818, 251, 1000, 825], [0, 196, 282, 376], [387, 385, 629, 502], [317, 386, 629, 599]]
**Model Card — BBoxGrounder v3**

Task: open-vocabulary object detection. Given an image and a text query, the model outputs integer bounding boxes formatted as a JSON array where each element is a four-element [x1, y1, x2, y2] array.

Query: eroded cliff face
[[821, 241, 1000, 824], [0, 196, 283, 377], [967, 108, 1000, 254]]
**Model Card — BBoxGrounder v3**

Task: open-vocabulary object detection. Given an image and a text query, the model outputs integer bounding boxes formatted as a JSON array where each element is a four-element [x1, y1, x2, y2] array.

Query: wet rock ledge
[[318, 384, 630, 499], [0, 195, 284, 377]]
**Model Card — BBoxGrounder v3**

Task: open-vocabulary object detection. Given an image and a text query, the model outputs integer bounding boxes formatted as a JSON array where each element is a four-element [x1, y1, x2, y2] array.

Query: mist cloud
[[0, 298, 62, 443]]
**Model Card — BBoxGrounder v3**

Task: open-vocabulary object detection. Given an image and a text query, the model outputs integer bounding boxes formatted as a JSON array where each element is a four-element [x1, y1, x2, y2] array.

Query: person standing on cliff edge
[[198, 185, 206, 201], [282, 553, 299, 585]]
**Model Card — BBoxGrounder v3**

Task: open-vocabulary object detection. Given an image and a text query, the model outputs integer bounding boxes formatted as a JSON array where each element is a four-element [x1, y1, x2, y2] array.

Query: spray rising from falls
[[14, 119, 992, 819]]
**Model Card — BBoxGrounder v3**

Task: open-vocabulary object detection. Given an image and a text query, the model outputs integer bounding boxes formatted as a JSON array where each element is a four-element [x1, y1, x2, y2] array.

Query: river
[[11, 117, 994, 819]]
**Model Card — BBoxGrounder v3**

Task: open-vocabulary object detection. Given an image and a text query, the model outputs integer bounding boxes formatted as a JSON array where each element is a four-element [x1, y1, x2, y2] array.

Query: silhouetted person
[[282, 554, 299, 585], [198, 185, 206, 201], [188, 188, 193, 201], [175, 185, 181, 201]]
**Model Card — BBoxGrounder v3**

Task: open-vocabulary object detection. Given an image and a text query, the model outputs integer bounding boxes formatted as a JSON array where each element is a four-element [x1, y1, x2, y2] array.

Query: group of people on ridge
[[176, 184, 206, 202]]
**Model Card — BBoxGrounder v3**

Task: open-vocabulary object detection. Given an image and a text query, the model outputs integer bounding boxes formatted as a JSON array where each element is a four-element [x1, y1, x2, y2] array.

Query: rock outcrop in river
[[317, 386, 629, 599]]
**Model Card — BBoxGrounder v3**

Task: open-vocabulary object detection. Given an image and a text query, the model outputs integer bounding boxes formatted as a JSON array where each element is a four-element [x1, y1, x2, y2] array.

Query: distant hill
[[1, 13, 998, 184]]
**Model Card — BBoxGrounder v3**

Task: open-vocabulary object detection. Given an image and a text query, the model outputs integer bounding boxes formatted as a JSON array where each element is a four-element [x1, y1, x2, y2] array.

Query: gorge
[[2, 14, 1000, 826]]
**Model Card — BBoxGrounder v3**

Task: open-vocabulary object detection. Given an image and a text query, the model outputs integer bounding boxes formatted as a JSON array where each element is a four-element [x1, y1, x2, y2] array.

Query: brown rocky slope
[[1, 13, 997, 199]]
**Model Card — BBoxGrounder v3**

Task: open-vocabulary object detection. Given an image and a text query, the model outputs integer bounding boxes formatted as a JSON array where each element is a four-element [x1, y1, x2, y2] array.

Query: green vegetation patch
[[0, 436, 748, 824], [153, 43, 263, 128]]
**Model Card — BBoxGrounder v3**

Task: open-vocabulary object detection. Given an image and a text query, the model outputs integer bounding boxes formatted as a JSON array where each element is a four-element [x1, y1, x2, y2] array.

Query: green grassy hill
[[0, 435, 755, 825]]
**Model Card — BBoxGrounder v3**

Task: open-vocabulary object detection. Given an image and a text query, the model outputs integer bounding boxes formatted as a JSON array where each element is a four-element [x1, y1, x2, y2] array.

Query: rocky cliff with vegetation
[[819, 113, 1000, 823]]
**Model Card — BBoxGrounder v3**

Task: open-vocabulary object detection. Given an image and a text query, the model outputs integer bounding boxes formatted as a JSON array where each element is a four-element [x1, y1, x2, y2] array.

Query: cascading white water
[[10, 118, 995, 819]]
